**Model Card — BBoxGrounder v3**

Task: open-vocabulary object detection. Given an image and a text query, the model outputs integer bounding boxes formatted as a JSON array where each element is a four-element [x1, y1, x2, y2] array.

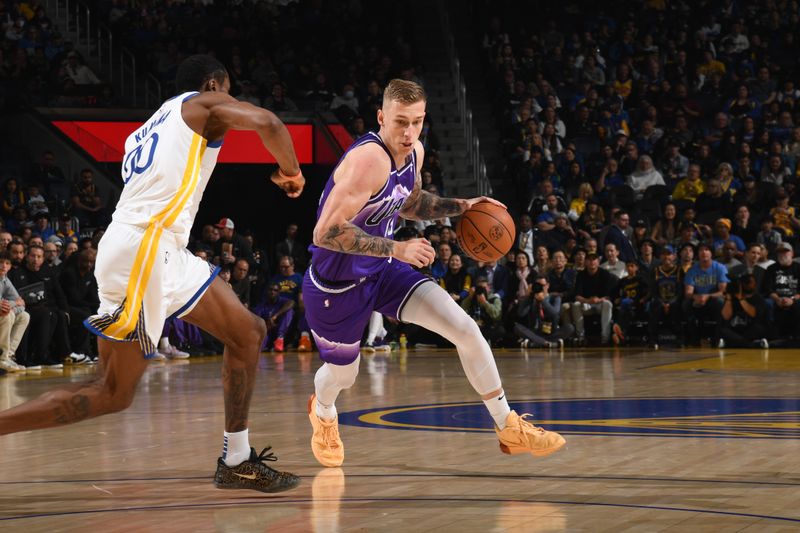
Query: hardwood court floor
[[2, 346, 800, 532]]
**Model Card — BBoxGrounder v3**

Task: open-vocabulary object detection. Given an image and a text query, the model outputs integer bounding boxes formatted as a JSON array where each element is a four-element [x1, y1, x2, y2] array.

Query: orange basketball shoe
[[298, 335, 312, 352], [308, 394, 344, 467], [495, 411, 566, 457]]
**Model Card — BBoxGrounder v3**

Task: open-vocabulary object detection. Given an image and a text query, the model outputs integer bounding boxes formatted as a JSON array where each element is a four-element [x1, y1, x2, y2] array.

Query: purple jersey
[[309, 131, 417, 281]]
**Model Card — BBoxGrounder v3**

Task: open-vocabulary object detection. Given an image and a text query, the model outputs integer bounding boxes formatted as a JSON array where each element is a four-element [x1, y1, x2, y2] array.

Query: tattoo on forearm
[[53, 395, 90, 424], [223, 366, 252, 432], [320, 222, 395, 257], [403, 190, 465, 220]]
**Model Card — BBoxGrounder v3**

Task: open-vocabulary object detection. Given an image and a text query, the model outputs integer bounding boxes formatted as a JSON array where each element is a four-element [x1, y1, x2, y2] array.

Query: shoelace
[[321, 423, 341, 448], [249, 447, 283, 475], [518, 413, 546, 433], [255, 447, 278, 462]]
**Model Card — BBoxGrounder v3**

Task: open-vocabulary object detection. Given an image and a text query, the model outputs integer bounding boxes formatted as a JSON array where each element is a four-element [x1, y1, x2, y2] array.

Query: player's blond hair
[[383, 79, 426, 105]]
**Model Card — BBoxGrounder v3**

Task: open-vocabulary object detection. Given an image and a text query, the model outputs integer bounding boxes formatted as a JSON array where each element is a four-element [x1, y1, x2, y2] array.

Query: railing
[[45, 0, 161, 108], [440, 1, 492, 196], [145, 74, 163, 110], [119, 48, 136, 105], [97, 24, 113, 82]]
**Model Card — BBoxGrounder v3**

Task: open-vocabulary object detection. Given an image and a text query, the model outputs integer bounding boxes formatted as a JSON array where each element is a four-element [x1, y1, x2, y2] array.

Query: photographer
[[513, 275, 575, 348], [719, 274, 770, 348], [461, 276, 504, 346]]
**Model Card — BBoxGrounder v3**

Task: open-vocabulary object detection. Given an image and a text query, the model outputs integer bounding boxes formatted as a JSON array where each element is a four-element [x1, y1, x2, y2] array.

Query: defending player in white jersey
[[0, 55, 305, 493]]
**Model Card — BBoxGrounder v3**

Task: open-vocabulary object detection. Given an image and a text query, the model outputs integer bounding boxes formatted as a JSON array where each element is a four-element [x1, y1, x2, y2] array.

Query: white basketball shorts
[[84, 221, 219, 357]]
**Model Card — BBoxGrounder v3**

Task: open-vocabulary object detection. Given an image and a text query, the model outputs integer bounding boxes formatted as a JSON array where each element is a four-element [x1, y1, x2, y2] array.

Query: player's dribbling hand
[[271, 168, 305, 198], [393, 238, 435, 268], [463, 196, 507, 210]]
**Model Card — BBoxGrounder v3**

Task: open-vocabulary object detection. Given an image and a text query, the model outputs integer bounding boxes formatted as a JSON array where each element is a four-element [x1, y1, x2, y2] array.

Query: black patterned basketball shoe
[[214, 447, 300, 493]]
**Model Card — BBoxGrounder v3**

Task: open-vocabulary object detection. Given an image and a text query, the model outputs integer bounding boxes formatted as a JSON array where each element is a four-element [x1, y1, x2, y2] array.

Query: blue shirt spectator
[[685, 260, 729, 295]]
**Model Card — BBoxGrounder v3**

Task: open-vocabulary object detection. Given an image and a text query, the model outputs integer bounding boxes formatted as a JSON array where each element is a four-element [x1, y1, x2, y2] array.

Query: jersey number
[[384, 217, 395, 238], [122, 133, 159, 184]]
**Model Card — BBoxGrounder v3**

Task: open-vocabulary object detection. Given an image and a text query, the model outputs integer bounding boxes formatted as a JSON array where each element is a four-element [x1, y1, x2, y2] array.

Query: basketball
[[456, 201, 515, 262]]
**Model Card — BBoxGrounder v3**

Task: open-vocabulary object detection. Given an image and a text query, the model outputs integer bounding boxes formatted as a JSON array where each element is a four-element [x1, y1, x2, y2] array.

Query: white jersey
[[113, 91, 221, 247]]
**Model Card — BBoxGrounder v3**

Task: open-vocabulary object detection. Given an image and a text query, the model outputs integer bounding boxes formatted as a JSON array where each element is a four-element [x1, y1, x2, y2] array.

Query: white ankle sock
[[158, 337, 170, 350], [222, 428, 251, 467], [483, 392, 511, 430], [316, 399, 338, 421]]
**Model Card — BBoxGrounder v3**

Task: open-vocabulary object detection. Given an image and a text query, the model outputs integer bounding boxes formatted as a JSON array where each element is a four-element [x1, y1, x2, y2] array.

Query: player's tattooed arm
[[318, 222, 395, 257], [400, 188, 468, 221]]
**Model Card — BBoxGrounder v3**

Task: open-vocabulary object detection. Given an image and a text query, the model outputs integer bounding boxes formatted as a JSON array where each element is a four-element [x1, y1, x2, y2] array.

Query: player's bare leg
[[183, 277, 300, 492], [0, 338, 148, 435]]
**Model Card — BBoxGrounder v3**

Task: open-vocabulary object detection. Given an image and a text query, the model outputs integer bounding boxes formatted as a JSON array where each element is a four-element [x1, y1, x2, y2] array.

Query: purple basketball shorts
[[302, 259, 430, 365]]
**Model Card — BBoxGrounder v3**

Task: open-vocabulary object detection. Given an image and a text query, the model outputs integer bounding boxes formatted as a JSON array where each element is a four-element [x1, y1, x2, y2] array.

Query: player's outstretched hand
[[271, 168, 305, 198], [463, 196, 507, 210], [393, 238, 435, 268]]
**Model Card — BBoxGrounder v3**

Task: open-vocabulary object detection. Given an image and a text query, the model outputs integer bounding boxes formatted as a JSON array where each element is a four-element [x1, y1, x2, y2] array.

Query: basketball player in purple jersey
[[305, 79, 566, 467]]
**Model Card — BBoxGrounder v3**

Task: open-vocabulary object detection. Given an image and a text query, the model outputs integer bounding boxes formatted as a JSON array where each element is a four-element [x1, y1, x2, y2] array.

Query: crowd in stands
[[91, 0, 432, 136], [8, 0, 800, 376], [406, 0, 800, 349], [0, 133, 330, 374], [0, 0, 451, 376], [1, 0, 111, 109]]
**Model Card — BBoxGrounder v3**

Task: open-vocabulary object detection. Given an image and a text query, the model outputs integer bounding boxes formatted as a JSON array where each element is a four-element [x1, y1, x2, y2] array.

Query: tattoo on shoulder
[[320, 222, 394, 257]]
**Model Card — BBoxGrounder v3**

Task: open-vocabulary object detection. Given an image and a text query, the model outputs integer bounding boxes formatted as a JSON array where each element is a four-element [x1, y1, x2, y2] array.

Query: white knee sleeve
[[400, 281, 502, 396], [366, 312, 386, 344], [314, 355, 360, 406]]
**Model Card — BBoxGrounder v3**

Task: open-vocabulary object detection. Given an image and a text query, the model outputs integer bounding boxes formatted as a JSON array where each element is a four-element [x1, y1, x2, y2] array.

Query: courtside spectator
[[762, 242, 800, 339], [568, 253, 617, 345], [59, 248, 98, 359], [719, 274, 770, 348], [0, 251, 29, 372], [253, 283, 294, 352], [683, 243, 729, 347], [649, 245, 684, 348]]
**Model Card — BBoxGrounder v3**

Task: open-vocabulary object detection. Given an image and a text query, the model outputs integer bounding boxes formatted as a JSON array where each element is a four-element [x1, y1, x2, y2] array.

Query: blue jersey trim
[[83, 319, 158, 359], [207, 139, 224, 148], [168, 265, 222, 320], [182, 91, 200, 102], [83, 318, 123, 342]]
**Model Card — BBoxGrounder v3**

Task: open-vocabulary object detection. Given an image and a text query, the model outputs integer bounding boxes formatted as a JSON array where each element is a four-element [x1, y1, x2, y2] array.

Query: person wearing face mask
[[330, 83, 360, 114], [762, 242, 800, 340]]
